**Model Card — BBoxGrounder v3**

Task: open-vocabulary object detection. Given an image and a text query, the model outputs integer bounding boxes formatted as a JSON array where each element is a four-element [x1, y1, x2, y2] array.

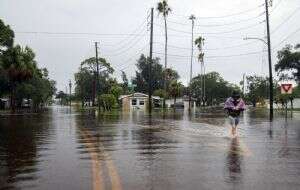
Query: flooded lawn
[[1, 106, 300, 190]]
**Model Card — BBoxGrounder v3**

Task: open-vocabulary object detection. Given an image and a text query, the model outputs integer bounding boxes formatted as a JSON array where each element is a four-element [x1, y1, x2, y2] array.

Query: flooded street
[[1, 106, 300, 190]]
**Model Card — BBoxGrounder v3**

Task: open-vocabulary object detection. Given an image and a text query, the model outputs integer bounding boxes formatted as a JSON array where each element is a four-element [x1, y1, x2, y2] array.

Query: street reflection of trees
[[0, 115, 52, 189], [225, 137, 243, 184], [133, 116, 177, 190]]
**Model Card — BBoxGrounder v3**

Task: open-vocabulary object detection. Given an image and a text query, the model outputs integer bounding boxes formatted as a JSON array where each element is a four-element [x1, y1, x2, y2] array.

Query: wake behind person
[[224, 91, 246, 137]]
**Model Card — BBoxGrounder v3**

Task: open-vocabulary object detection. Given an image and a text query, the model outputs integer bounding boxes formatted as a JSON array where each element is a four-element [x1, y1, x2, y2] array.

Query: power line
[[272, 25, 300, 49], [155, 21, 264, 35], [271, 7, 300, 34], [171, 3, 264, 19], [16, 31, 150, 36], [102, 31, 147, 56], [168, 13, 265, 27], [153, 50, 266, 59], [154, 40, 258, 51], [108, 17, 148, 48], [110, 43, 149, 72], [16, 31, 246, 40], [270, 0, 285, 14]]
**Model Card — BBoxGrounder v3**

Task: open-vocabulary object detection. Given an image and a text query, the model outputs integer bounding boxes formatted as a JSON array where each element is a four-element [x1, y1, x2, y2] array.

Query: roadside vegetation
[[0, 19, 56, 113]]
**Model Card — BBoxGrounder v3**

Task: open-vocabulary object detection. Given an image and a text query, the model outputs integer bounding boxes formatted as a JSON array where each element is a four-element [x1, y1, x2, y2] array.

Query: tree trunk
[[10, 84, 16, 113]]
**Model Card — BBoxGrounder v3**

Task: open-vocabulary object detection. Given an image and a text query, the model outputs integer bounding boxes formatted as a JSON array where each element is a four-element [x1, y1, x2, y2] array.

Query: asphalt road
[[0, 107, 299, 190]]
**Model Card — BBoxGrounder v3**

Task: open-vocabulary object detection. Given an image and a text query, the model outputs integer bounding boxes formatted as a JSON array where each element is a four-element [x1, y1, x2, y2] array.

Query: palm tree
[[195, 36, 205, 106], [169, 80, 182, 108], [157, 0, 171, 108], [1, 45, 38, 112]]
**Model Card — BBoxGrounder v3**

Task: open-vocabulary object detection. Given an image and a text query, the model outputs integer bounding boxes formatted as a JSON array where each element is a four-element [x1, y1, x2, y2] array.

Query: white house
[[119, 93, 160, 111], [165, 95, 196, 109]]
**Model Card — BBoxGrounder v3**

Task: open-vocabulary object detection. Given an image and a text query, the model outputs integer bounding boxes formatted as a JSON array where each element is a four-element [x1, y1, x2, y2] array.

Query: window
[[132, 99, 137, 105], [139, 101, 144, 105]]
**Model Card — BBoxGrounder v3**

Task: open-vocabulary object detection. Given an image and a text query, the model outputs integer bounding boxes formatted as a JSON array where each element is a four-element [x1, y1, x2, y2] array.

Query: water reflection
[[225, 137, 243, 184], [0, 113, 53, 189]]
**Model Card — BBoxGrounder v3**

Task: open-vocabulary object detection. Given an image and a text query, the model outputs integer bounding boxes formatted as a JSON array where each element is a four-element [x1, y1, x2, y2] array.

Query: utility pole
[[93, 42, 99, 106], [148, 8, 154, 114], [69, 80, 72, 106], [189, 14, 196, 111], [242, 73, 246, 96], [265, 0, 274, 121], [203, 59, 206, 106]]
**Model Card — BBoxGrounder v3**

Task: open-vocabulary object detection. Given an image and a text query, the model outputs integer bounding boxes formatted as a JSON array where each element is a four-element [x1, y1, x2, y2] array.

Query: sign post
[[281, 84, 293, 118]]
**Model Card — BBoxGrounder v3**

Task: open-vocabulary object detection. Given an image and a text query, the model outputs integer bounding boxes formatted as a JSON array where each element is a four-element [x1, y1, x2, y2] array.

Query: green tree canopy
[[245, 75, 279, 107], [191, 72, 240, 105], [0, 19, 14, 51], [132, 54, 178, 93], [81, 57, 114, 74], [276, 44, 300, 82], [169, 80, 183, 104], [132, 54, 163, 93]]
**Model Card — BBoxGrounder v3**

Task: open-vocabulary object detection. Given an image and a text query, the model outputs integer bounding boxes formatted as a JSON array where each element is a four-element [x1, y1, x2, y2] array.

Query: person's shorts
[[229, 116, 239, 126]]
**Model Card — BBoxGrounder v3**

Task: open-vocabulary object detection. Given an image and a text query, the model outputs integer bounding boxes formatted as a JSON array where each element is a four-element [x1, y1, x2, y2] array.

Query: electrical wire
[[102, 30, 147, 56], [155, 21, 264, 35], [153, 50, 266, 59], [272, 25, 300, 50], [16, 31, 149, 36], [154, 40, 258, 51], [271, 7, 300, 34], [115, 44, 149, 71], [270, 0, 284, 14], [171, 3, 264, 19], [168, 13, 265, 27]]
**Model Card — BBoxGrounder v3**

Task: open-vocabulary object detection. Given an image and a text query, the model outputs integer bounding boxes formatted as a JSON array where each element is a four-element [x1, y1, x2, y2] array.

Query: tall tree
[[169, 80, 183, 106], [195, 36, 205, 105], [132, 54, 163, 93], [245, 75, 275, 107], [1, 45, 38, 112], [164, 68, 179, 92], [121, 71, 129, 94], [275, 44, 300, 82], [0, 19, 14, 52], [74, 67, 94, 107], [132, 54, 178, 94], [81, 57, 114, 105], [191, 72, 240, 106], [16, 68, 56, 110], [157, 0, 171, 106], [0, 19, 15, 97]]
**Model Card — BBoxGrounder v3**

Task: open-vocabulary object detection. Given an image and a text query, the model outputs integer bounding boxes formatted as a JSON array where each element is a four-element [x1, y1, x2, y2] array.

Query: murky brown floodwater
[[1, 106, 300, 190]]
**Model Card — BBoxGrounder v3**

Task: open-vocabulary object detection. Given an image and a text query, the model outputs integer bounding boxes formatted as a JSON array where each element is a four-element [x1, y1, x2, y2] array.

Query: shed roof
[[119, 92, 160, 100]]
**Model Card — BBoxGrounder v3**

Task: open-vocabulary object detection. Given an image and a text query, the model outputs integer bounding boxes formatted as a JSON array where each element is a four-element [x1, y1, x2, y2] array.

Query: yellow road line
[[80, 132, 105, 190], [103, 152, 122, 190], [80, 129, 122, 190]]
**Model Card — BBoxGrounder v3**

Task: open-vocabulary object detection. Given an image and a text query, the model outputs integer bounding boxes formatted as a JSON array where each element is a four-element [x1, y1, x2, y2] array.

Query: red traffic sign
[[281, 84, 293, 94]]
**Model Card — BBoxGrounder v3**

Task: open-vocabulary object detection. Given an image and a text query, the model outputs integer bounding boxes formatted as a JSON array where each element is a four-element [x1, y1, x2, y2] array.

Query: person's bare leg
[[232, 126, 236, 136]]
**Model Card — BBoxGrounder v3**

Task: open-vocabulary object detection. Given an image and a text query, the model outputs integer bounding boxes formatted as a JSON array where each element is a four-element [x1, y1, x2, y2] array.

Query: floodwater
[[0, 106, 300, 190]]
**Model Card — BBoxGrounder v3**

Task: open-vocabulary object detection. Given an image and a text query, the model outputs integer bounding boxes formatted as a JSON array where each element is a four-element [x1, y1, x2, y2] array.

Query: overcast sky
[[1, 0, 299, 92]]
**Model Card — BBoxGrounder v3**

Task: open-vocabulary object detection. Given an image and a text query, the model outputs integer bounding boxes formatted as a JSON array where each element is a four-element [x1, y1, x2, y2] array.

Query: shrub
[[97, 94, 116, 111]]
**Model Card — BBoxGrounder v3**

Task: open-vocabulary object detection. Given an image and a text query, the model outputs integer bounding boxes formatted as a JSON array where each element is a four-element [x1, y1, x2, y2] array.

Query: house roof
[[119, 92, 160, 100]]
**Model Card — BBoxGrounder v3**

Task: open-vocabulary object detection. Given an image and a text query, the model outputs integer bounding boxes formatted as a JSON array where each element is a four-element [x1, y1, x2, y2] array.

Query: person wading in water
[[224, 91, 246, 137]]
